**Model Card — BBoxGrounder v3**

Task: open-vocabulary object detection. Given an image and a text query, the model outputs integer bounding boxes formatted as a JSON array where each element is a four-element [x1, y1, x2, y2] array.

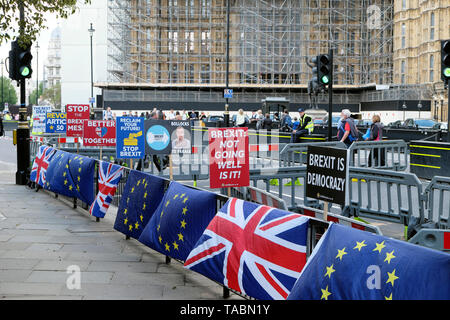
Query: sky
[[0, 11, 61, 84]]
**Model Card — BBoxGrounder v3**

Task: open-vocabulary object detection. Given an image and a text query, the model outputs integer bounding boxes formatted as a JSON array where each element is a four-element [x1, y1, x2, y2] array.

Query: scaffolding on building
[[106, 0, 435, 103]]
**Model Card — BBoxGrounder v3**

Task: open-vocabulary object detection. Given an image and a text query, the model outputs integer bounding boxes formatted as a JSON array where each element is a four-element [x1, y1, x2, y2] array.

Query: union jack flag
[[89, 161, 124, 218], [184, 198, 310, 300], [30, 145, 56, 186]]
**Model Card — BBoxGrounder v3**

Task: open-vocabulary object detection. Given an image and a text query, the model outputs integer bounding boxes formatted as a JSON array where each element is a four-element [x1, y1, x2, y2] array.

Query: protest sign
[[83, 120, 116, 147], [66, 104, 90, 137], [116, 117, 145, 159], [45, 112, 67, 134]]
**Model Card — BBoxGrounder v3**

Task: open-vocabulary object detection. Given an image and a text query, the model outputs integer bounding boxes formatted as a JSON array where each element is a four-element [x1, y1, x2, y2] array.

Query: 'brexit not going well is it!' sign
[[208, 127, 249, 189], [83, 120, 116, 147]]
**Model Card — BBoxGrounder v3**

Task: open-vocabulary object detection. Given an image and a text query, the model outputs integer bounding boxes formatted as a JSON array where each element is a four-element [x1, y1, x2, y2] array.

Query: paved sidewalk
[[0, 169, 241, 300]]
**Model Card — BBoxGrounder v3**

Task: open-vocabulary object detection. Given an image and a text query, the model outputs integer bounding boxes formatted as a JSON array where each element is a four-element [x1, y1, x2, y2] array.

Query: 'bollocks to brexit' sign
[[45, 112, 67, 134], [66, 104, 90, 137], [208, 127, 250, 189], [306, 145, 349, 206], [116, 117, 145, 159], [83, 120, 116, 147]]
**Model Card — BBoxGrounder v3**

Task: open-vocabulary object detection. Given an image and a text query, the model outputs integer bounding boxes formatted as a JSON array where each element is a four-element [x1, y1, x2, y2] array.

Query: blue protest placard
[[116, 117, 145, 159], [224, 88, 233, 99], [45, 112, 67, 134]]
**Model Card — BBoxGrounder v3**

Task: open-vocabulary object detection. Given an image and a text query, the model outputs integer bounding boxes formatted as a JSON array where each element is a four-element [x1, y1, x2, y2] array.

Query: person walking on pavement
[[262, 113, 273, 130], [280, 109, 293, 132], [337, 109, 359, 148], [365, 114, 385, 167], [290, 108, 313, 143]]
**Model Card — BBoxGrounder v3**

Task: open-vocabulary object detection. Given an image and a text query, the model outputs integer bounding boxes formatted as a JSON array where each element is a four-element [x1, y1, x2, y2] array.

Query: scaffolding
[[107, 0, 394, 87]]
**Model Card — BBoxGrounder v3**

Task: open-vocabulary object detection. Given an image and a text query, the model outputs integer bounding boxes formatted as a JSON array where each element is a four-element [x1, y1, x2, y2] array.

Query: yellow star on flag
[[173, 241, 179, 250], [68, 185, 73, 191], [63, 172, 67, 177], [140, 214, 144, 222], [336, 247, 347, 261], [78, 167, 81, 173], [182, 207, 188, 215], [353, 240, 367, 251], [373, 241, 386, 253], [124, 208, 128, 215], [386, 269, 399, 287], [384, 250, 396, 264], [131, 187, 135, 193], [324, 264, 335, 278], [158, 235, 162, 243], [124, 218, 128, 225], [177, 233, 184, 242], [385, 293, 393, 300], [129, 224, 133, 231], [183, 197, 189, 204], [143, 192, 147, 198], [180, 219, 187, 229], [165, 200, 170, 207], [321, 286, 332, 300], [143, 203, 146, 210], [173, 194, 179, 200], [135, 222, 139, 229], [165, 242, 170, 251], [77, 176, 81, 182], [64, 179, 68, 185]]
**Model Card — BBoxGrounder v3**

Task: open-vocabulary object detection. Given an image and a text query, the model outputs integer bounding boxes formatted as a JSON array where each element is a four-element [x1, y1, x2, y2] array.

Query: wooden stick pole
[[169, 155, 173, 180]]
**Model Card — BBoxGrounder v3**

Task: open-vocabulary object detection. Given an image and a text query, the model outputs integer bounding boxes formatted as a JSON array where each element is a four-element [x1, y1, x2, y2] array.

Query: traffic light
[[310, 56, 321, 91], [317, 54, 331, 85], [8, 40, 33, 81], [441, 40, 450, 83]]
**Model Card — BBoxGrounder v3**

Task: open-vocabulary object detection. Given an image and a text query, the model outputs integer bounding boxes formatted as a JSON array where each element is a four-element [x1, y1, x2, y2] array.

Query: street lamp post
[[88, 23, 95, 118], [1, 60, 4, 110], [223, 0, 231, 127], [35, 42, 39, 105], [402, 102, 407, 122], [417, 102, 422, 119]]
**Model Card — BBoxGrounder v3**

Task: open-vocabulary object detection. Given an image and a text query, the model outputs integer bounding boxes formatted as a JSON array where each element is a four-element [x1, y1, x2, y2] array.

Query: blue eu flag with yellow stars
[[287, 223, 450, 300], [113, 170, 165, 240], [138, 181, 217, 261], [44, 150, 95, 205]]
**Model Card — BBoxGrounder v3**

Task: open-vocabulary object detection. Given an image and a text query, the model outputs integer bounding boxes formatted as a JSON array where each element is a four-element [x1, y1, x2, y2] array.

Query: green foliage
[[41, 82, 61, 108], [0, 76, 18, 106], [28, 81, 44, 105], [0, 0, 91, 47]]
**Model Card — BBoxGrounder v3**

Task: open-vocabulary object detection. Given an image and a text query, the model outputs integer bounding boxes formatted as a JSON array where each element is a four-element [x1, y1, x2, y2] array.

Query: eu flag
[[44, 150, 95, 205], [113, 170, 165, 240], [138, 181, 217, 261], [287, 223, 450, 300]]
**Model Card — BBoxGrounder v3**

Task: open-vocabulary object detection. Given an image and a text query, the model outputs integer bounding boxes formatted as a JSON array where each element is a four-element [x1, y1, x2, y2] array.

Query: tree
[[0, 0, 91, 47], [41, 82, 60, 108], [0, 76, 18, 110], [28, 81, 44, 105]]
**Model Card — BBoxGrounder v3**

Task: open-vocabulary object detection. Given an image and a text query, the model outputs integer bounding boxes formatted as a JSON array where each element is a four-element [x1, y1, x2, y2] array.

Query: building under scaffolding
[[101, 0, 434, 116]]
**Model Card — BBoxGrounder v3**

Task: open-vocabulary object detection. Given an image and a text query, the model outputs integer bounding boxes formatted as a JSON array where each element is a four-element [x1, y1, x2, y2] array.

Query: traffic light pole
[[447, 83, 450, 142], [16, 3, 30, 185], [327, 48, 333, 142]]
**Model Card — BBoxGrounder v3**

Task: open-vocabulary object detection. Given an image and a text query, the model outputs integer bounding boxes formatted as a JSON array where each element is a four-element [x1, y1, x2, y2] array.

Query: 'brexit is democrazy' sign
[[305, 145, 349, 206]]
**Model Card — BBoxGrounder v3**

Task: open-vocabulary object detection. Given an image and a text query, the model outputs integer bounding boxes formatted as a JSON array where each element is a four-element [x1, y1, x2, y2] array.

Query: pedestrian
[[290, 108, 314, 143], [262, 113, 273, 130], [365, 114, 385, 167], [104, 107, 113, 120], [292, 117, 299, 130], [337, 109, 359, 148], [256, 109, 264, 130], [175, 111, 182, 120], [235, 109, 248, 127], [280, 109, 293, 132]]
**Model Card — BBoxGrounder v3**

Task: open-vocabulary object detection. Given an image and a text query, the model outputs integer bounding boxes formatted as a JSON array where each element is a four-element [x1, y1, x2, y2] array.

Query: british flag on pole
[[89, 161, 124, 218], [184, 198, 310, 300], [30, 145, 56, 187]]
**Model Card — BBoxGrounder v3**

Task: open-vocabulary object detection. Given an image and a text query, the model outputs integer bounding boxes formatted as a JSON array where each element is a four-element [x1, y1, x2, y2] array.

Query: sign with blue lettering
[[45, 112, 67, 134], [224, 88, 233, 99], [116, 117, 145, 159]]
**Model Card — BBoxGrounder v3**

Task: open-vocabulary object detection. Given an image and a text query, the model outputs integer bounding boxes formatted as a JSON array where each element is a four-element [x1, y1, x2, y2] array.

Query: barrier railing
[[248, 165, 426, 229], [423, 176, 450, 229], [222, 186, 288, 211], [279, 142, 346, 167], [348, 140, 409, 171]]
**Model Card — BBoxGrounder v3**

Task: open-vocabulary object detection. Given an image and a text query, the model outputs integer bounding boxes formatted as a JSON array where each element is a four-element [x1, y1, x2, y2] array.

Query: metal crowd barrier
[[222, 186, 288, 210], [348, 140, 409, 171], [279, 141, 346, 167], [423, 176, 450, 229], [248, 165, 426, 228]]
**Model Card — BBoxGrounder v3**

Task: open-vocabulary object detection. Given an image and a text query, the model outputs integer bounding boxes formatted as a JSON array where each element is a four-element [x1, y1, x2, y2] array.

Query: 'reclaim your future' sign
[[305, 145, 349, 206], [208, 127, 250, 189]]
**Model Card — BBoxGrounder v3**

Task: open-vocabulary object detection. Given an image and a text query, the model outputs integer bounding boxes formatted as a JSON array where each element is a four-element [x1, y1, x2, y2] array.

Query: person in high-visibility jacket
[[290, 108, 314, 143]]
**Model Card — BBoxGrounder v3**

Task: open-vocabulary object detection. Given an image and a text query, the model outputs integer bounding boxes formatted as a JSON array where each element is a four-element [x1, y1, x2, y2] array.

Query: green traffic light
[[20, 66, 30, 77], [444, 67, 450, 78], [321, 75, 329, 84]]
